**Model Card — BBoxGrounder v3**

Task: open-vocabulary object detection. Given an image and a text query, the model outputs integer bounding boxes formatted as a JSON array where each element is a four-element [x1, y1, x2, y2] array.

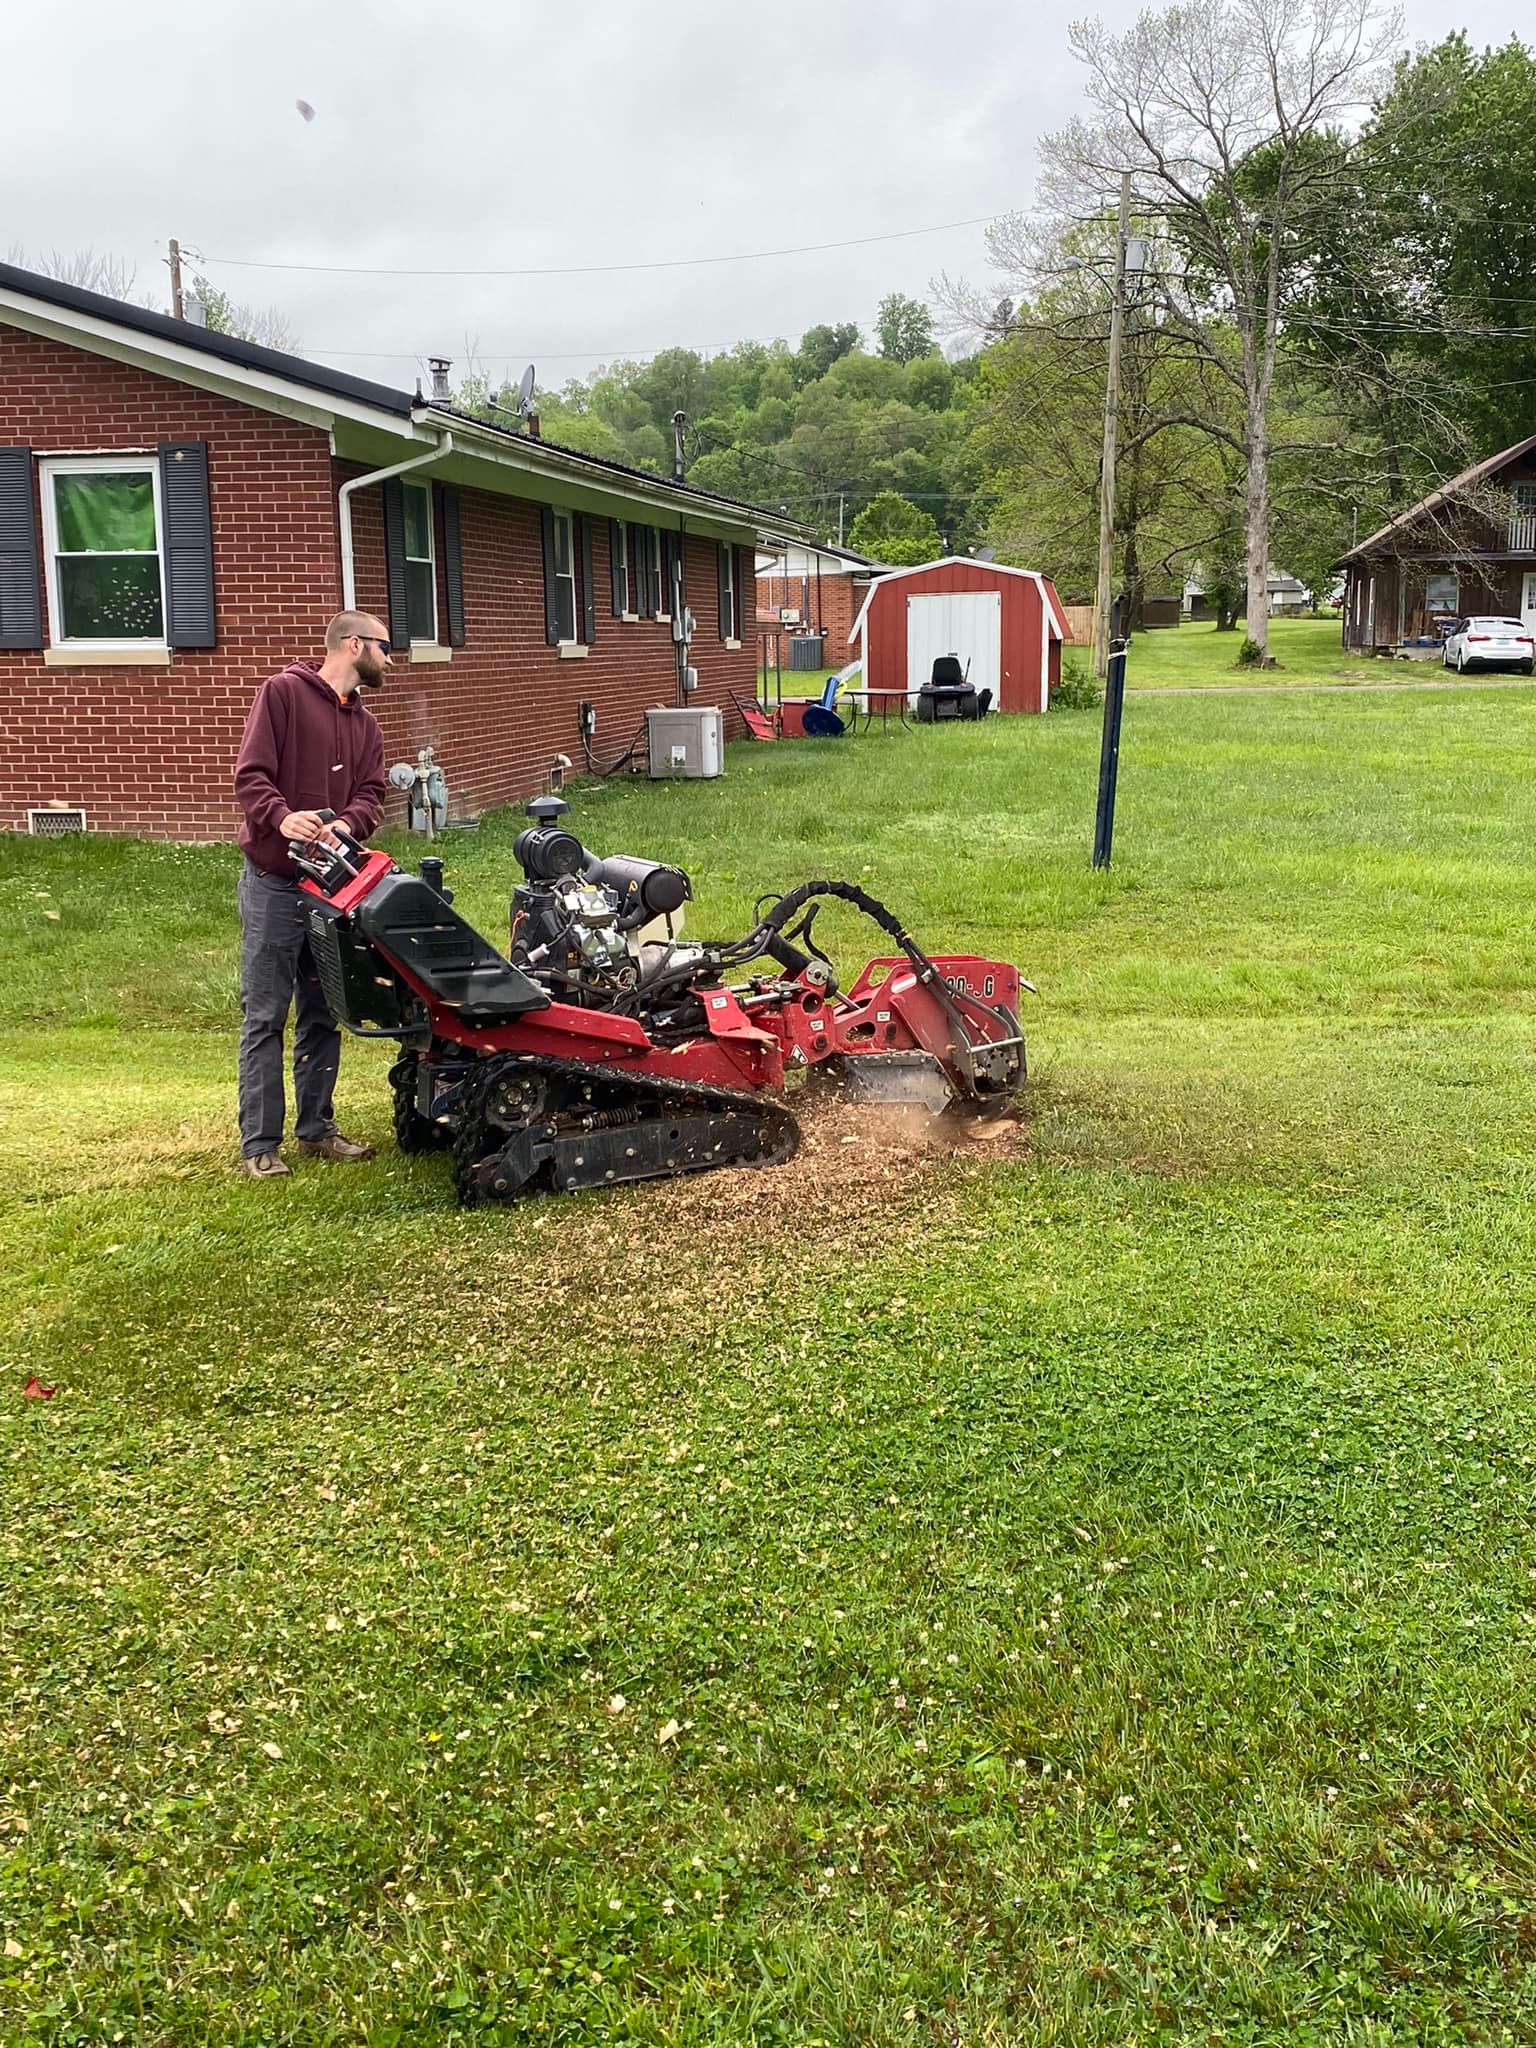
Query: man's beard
[[357, 659, 386, 690]]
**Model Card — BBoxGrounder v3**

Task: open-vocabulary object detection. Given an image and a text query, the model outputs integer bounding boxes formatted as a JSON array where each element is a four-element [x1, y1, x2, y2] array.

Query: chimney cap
[[427, 355, 452, 404]]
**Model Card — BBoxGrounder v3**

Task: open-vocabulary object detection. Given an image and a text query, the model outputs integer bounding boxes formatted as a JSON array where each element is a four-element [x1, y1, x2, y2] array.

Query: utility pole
[[1092, 172, 1132, 680], [837, 494, 845, 547], [168, 238, 185, 321]]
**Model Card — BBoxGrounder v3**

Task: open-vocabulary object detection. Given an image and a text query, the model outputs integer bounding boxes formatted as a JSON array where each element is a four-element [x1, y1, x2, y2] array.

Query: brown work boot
[[297, 1132, 376, 1162], [240, 1151, 290, 1179]]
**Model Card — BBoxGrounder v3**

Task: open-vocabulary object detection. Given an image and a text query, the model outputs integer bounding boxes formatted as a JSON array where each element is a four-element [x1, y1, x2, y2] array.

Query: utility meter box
[[647, 705, 724, 780]]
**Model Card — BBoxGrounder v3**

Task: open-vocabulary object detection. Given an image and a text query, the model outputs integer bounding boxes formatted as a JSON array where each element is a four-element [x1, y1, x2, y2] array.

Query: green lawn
[[763, 618, 1379, 708], [1123, 615, 1375, 689], [7, 689, 1536, 2044]]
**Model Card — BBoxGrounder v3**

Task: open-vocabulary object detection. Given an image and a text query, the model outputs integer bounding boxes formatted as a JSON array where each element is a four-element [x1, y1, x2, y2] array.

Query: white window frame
[[40, 455, 168, 650], [613, 518, 630, 617], [721, 543, 738, 640], [402, 478, 438, 645], [551, 508, 578, 644]]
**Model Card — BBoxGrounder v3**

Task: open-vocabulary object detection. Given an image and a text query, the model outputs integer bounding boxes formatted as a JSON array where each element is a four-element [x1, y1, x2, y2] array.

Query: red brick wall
[[0, 325, 338, 838], [0, 321, 759, 839], [344, 470, 754, 823], [755, 572, 863, 666]]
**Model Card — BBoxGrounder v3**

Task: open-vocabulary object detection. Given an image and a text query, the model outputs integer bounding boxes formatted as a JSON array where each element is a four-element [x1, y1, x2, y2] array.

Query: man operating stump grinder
[[232, 611, 391, 1178]]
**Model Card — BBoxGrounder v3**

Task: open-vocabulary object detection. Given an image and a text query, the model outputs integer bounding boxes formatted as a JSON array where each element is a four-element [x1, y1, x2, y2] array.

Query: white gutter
[[338, 432, 454, 610]]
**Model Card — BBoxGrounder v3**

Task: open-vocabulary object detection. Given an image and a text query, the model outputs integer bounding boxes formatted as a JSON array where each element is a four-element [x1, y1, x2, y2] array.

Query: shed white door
[[1522, 571, 1536, 635], [906, 591, 1002, 704]]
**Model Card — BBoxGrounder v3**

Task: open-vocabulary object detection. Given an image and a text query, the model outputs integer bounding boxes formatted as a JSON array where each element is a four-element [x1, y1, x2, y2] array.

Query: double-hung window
[[551, 510, 578, 642], [612, 518, 630, 615], [402, 480, 437, 642], [720, 544, 740, 640], [41, 457, 166, 647]]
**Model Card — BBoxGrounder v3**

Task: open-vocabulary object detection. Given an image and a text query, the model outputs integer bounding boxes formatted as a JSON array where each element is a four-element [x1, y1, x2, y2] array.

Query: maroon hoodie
[[234, 660, 386, 876]]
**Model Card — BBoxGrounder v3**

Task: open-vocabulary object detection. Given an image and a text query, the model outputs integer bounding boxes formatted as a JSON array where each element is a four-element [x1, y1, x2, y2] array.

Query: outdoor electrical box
[[646, 705, 723, 780]]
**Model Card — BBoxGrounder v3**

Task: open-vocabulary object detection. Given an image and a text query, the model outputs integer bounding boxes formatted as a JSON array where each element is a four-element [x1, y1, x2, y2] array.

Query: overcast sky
[[6, 0, 1532, 397]]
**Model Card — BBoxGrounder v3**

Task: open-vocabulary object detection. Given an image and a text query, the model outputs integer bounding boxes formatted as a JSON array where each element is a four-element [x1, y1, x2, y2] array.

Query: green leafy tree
[[876, 293, 936, 364], [1298, 33, 1536, 464], [794, 322, 861, 385], [905, 355, 954, 411], [848, 490, 942, 565]]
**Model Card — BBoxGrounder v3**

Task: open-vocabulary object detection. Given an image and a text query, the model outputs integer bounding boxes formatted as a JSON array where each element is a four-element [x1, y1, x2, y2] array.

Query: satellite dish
[[515, 364, 536, 415]]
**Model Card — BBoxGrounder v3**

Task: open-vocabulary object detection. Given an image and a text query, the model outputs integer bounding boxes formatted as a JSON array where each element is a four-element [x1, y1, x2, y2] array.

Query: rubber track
[[452, 1049, 801, 1206]]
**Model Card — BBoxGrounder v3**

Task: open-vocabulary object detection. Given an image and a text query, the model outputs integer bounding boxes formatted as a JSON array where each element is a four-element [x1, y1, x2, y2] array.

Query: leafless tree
[[5, 245, 159, 308], [1041, 0, 1402, 659]]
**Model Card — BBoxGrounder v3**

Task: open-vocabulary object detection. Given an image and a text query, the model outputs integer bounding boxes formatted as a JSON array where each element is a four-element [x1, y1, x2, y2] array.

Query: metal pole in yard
[[168, 238, 185, 321], [1092, 173, 1132, 680], [1092, 635, 1129, 869]]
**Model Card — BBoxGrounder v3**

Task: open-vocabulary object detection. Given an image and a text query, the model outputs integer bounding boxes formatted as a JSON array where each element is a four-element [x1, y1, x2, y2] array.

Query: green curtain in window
[[54, 473, 156, 554]]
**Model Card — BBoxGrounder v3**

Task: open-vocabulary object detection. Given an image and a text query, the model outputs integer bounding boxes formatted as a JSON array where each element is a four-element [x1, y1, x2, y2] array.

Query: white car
[[1443, 616, 1535, 675]]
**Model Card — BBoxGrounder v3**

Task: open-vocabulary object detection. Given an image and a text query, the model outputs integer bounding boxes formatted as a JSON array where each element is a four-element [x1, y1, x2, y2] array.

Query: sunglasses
[[356, 635, 392, 654]]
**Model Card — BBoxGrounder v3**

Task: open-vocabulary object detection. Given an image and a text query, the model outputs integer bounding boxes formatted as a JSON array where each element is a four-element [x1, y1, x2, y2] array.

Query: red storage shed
[[848, 559, 1070, 713]]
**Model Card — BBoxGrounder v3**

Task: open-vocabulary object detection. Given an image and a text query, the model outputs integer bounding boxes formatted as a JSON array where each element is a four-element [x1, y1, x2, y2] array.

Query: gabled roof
[[0, 259, 813, 542], [848, 558, 1069, 643], [1337, 434, 1536, 564]]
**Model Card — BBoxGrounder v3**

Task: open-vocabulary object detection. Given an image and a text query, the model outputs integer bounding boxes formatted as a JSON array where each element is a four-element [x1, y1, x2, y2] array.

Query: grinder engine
[[509, 796, 691, 1006]]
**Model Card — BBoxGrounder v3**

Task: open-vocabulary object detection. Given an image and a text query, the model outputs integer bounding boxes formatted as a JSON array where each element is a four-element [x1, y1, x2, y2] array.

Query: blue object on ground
[[802, 705, 846, 737]]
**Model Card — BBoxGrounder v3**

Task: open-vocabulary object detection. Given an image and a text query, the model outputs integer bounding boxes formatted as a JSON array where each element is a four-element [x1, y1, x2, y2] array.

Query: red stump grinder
[[293, 797, 1026, 1205]]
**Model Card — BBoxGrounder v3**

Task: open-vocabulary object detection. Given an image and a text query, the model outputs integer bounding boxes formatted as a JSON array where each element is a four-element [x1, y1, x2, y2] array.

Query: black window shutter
[[0, 448, 43, 650], [736, 545, 752, 639], [610, 518, 624, 616], [539, 505, 560, 645], [158, 442, 217, 648], [579, 515, 596, 645], [382, 479, 410, 648], [663, 531, 679, 617], [717, 541, 730, 639], [438, 484, 465, 646]]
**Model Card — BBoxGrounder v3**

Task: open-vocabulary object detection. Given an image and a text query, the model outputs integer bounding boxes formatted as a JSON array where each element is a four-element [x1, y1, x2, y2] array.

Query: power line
[[196, 212, 1006, 280]]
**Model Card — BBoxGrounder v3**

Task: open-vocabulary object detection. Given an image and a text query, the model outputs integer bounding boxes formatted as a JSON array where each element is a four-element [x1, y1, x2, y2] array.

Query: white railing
[[1509, 513, 1536, 554]]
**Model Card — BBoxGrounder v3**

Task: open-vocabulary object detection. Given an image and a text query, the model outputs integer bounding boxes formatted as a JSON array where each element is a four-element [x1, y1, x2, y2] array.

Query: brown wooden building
[[1337, 436, 1536, 652]]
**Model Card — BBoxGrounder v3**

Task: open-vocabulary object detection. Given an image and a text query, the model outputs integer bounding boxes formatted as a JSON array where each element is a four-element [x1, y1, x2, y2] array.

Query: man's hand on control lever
[[280, 810, 342, 850]]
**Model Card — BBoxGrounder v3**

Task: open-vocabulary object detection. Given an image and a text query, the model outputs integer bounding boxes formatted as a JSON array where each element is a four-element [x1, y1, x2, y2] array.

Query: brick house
[[755, 543, 882, 668], [1337, 435, 1536, 651], [0, 260, 793, 839]]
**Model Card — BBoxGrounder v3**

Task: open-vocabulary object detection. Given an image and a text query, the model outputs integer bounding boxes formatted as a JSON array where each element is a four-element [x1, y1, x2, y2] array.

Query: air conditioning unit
[[646, 705, 723, 780], [27, 806, 87, 836]]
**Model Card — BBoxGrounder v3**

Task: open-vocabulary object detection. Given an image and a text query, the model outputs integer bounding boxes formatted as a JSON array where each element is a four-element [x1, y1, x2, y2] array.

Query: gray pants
[[237, 859, 341, 1156]]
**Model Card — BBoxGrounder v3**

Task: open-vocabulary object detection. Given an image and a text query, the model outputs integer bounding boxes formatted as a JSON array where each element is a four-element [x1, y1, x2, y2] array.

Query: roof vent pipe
[[428, 357, 452, 404]]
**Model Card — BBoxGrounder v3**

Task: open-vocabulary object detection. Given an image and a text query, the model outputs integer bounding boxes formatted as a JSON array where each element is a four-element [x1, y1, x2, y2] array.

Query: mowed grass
[[6, 687, 1536, 2043], [767, 617, 1379, 706], [1126, 615, 1379, 690]]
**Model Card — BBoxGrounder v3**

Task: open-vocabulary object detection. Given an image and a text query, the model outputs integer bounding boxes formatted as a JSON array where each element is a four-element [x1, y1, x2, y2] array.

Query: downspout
[[338, 432, 454, 610]]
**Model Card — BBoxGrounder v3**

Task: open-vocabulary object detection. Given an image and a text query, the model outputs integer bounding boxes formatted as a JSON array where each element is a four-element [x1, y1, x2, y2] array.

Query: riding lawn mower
[[292, 798, 1027, 1206]]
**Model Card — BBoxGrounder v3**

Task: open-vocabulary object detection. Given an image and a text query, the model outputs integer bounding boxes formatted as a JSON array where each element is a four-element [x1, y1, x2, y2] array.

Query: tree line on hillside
[[456, 293, 981, 565]]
